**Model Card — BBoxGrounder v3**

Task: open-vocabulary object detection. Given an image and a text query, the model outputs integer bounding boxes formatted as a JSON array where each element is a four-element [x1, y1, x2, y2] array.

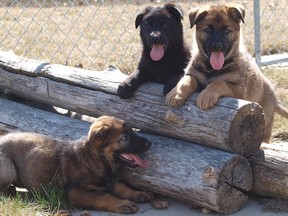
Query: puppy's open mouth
[[150, 44, 166, 61], [119, 153, 149, 168]]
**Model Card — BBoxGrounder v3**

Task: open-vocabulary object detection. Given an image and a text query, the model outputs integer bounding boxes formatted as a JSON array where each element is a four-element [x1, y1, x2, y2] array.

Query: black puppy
[[117, 3, 191, 99]]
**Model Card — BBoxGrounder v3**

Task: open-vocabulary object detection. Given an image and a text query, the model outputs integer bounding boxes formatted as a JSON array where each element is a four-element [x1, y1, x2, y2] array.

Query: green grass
[[31, 184, 73, 213], [0, 194, 42, 216], [0, 185, 73, 216]]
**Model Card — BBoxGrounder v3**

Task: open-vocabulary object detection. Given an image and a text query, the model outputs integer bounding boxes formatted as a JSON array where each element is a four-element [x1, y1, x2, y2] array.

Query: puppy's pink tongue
[[210, 52, 224, 70], [122, 153, 149, 168], [131, 154, 149, 168], [150, 44, 164, 61]]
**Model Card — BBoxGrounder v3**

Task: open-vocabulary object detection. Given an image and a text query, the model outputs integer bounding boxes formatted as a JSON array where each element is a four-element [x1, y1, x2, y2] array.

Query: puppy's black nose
[[150, 31, 161, 43], [211, 42, 223, 51]]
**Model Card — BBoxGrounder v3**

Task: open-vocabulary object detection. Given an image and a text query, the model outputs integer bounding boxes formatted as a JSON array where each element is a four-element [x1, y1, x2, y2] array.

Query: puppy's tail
[[276, 103, 288, 118]]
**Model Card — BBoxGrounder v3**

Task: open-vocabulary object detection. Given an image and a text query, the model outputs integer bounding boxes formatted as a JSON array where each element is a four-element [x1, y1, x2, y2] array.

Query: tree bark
[[0, 51, 265, 156]]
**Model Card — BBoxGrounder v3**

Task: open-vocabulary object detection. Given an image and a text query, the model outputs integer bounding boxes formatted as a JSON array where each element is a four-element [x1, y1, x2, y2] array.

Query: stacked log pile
[[0, 50, 287, 214]]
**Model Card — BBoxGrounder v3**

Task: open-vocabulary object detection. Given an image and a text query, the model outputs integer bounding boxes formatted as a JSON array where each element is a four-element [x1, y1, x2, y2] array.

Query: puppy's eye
[[121, 135, 128, 142], [223, 28, 232, 34], [204, 28, 212, 34]]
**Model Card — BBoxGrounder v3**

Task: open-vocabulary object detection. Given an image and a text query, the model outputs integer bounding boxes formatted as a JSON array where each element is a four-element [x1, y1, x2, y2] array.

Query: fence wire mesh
[[0, 0, 287, 73]]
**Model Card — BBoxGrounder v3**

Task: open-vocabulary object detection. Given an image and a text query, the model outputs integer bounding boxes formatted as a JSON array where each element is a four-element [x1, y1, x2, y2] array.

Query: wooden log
[[0, 50, 265, 156], [0, 98, 89, 140], [248, 142, 288, 199], [122, 134, 253, 214], [0, 97, 253, 214]]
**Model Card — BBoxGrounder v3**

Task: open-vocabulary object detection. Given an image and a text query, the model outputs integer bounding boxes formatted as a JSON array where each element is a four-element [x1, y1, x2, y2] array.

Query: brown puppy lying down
[[166, 4, 288, 142], [0, 115, 153, 214]]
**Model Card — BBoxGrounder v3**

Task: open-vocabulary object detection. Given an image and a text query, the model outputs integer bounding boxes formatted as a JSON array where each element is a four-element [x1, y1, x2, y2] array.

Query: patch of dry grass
[[262, 67, 288, 138], [0, 185, 72, 216], [0, 195, 42, 216], [0, 0, 287, 73]]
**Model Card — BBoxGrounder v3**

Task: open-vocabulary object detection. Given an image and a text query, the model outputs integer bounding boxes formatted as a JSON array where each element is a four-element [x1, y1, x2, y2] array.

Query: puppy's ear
[[86, 124, 109, 148], [135, 6, 153, 29], [227, 4, 245, 23], [165, 3, 183, 21], [189, 6, 210, 28]]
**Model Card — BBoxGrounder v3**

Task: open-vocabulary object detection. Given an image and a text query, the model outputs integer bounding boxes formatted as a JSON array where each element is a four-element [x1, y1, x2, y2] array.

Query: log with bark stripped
[[249, 141, 288, 199], [0, 51, 265, 156]]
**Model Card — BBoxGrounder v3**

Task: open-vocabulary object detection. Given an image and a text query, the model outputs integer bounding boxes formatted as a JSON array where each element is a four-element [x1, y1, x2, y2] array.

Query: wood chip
[[151, 200, 169, 209]]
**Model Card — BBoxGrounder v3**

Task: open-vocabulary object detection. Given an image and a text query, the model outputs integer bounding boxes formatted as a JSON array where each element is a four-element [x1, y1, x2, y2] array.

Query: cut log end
[[216, 155, 253, 214], [229, 102, 265, 156]]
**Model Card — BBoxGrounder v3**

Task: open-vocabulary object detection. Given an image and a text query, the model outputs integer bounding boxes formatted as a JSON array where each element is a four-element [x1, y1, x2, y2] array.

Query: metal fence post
[[254, 0, 261, 65]]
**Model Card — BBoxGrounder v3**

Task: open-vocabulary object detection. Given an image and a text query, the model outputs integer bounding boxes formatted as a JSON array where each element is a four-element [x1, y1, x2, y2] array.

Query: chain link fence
[[0, 0, 287, 73]]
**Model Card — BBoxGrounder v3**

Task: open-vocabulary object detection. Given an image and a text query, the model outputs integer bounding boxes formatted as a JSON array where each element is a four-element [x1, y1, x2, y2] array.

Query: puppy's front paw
[[133, 191, 154, 203], [165, 88, 185, 107], [117, 83, 134, 99], [197, 90, 219, 110], [115, 200, 139, 214]]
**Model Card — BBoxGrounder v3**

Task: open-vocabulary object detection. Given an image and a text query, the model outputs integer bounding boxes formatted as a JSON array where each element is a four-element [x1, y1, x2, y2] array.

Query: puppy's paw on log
[[117, 83, 134, 99], [197, 90, 219, 110], [165, 88, 185, 107]]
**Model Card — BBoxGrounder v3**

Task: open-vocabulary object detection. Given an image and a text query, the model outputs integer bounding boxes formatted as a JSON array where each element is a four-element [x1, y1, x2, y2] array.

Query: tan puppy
[[166, 4, 288, 142], [0, 116, 153, 213]]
